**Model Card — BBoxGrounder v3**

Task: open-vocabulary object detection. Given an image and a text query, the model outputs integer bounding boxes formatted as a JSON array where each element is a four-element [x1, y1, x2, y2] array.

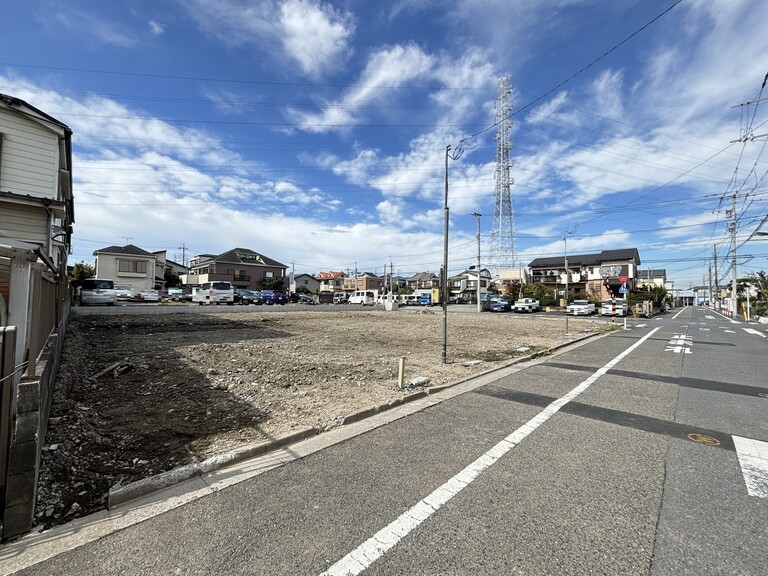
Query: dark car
[[234, 289, 260, 305], [261, 290, 288, 305], [297, 293, 316, 305], [490, 299, 512, 312]]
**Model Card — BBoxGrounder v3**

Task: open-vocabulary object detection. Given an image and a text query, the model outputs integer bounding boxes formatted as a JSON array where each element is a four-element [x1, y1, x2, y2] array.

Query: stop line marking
[[318, 327, 661, 576]]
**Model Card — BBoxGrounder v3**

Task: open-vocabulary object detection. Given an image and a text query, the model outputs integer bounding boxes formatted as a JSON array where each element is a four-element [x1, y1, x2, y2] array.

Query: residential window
[[264, 271, 274, 278], [118, 259, 147, 274]]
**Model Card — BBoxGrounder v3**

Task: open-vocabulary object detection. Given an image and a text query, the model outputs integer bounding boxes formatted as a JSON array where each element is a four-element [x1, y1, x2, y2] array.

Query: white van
[[80, 278, 116, 306], [348, 290, 376, 305], [192, 281, 234, 305]]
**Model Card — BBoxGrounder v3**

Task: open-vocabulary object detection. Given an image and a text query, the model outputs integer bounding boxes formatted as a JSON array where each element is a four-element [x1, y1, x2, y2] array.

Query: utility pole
[[564, 230, 570, 335], [713, 248, 719, 310], [177, 243, 188, 270], [728, 194, 738, 317], [472, 213, 482, 313], [708, 259, 713, 307]]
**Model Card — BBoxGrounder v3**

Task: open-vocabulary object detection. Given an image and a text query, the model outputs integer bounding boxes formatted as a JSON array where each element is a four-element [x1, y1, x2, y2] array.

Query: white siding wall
[[0, 110, 60, 199], [0, 203, 47, 244], [95, 255, 156, 293]]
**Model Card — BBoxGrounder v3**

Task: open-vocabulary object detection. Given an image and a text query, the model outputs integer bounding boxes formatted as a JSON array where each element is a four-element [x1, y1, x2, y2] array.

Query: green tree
[[262, 276, 284, 291], [295, 284, 311, 295], [522, 283, 556, 305], [68, 262, 95, 288], [164, 268, 181, 288]]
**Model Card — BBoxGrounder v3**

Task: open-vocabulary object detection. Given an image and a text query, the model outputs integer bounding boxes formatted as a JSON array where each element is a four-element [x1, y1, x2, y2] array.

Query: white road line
[[672, 308, 687, 320], [318, 327, 662, 576], [733, 435, 768, 498], [743, 328, 766, 338]]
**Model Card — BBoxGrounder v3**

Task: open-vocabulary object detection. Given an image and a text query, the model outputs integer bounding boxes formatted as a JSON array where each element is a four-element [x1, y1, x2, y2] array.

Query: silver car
[[80, 279, 116, 306]]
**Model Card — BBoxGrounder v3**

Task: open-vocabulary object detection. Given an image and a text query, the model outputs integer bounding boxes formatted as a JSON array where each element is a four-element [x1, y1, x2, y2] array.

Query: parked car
[[567, 299, 596, 315], [490, 299, 512, 312], [512, 298, 540, 313], [192, 281, 234, 305], [332, 291, 348, 304], [167, 287, 190, 301], [261, 290, 288, 305], [601, 299, 629, 316], [348, 290, 376, 305], [297, 294, 316, 304], [113, 284, 134, 301], [235, 289, 262, 305], [80, 278, 116, 306], [140, 289, 160, 302]]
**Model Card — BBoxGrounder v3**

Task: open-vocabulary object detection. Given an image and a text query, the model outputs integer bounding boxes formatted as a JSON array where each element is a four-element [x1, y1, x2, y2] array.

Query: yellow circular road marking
[[687, 433, 721, 446]]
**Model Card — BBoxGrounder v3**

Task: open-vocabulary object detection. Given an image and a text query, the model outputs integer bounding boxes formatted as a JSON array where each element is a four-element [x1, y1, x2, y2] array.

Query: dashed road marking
[[743, 328, 766, 338], [733, 435, 768, 498]]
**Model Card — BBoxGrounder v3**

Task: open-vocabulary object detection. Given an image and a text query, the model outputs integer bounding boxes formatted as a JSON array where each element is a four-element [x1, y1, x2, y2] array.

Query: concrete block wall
[[2, 310, 67, 541]]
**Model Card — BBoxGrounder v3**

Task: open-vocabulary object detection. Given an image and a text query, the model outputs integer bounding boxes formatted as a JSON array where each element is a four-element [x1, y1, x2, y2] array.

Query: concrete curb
[[108, 329, 605, 509]]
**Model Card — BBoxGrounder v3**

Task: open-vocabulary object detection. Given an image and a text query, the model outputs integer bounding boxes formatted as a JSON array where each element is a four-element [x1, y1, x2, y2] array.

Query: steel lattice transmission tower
[[489, 76, 517, 274]]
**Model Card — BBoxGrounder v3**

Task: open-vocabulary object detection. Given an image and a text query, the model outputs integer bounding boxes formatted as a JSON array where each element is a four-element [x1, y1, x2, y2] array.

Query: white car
[[567, 300, 596, 315], [601, 299, 629, 316], [512, 298, 540, 313], [140, 289, 160, 302], [80, 278, 116, 306], [113, 284, 134, 300]]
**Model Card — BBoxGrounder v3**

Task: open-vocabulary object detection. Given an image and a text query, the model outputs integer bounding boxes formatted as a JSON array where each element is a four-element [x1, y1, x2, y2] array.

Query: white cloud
[[49, 9, 138, 48], [278, 0, 355, 77], [178, 0, 354, 78], [148, 20, 165, 35]]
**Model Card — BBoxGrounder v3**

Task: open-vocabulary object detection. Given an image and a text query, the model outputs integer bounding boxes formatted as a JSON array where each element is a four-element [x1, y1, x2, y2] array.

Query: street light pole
[[472, 212, 482, 313], [442, 143, 464, 364]]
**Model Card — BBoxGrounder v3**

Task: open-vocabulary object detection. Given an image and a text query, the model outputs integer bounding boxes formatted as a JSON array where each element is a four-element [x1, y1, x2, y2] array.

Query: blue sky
[[2, 0, 767, 288]]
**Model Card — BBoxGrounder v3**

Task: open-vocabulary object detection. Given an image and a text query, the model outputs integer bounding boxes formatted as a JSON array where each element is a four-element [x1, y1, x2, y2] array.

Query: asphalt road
[[3, 306, 766, 575]]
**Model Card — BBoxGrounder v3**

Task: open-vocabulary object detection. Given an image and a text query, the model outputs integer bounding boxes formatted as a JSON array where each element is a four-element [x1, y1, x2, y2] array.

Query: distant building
[[528, 248, 641, 300], [636, 269, 667, 288], [183, 247, 288, 291], [315, 271, 347, 293]]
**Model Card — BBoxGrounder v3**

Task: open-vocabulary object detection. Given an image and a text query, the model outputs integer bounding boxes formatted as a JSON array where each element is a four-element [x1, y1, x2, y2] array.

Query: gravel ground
[[35, 307, 606, 530]]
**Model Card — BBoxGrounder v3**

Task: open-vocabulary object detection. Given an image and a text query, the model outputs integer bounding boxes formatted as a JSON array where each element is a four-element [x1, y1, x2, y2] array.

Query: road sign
[[619, 285, 628, 294], [619, 275, 628, 285]]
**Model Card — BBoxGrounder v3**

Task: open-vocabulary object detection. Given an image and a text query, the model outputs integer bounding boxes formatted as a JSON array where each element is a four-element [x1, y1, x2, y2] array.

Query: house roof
[[0, 93, 71, 135], [93, 244, 155, 257], [315, 271, 346, 280], [407, 272, 438, 282], [202, 247, 288, 269], [528, 248, 640, 268]]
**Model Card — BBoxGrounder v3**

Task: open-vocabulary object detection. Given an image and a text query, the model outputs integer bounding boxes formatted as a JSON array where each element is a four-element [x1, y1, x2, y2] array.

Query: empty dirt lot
[[35, 307, 606, 528]]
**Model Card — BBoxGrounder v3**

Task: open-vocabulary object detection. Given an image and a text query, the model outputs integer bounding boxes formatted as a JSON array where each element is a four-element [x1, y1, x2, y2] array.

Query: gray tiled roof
[[528, 248, 640, 268]]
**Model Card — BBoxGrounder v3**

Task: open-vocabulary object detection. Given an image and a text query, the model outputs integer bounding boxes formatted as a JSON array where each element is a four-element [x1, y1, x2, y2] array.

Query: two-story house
[[0, 93, 74, 279], [528, 248, 641, 301], [292, 273, 321, 294], [343, 272, 384, 293], [0, 93, 74, 539], [184, 247, 288, 291], [405, 272, 439, 291], [93, 244, 160, 293], [315, 271, 347, 293], [447, 268, 493, 303]]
